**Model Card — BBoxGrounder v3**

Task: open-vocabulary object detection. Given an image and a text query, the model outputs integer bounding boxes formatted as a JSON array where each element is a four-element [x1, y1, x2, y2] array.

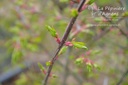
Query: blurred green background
[[0, 0, 128, 85]]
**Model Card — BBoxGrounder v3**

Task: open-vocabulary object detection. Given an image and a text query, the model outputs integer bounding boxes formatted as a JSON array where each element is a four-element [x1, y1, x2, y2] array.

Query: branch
[[43, 0, 86, 85], [92, 4, 127, 41], [15, 6, 30, 29], [100, 7, 128, 38], [93, 17, 124, 41], [41, 44, 84, 84], [116, 68, 128, 85]]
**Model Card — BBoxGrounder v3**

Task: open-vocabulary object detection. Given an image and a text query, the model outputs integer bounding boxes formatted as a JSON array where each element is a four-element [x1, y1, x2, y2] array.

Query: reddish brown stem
[[43, 0, 86, 85]]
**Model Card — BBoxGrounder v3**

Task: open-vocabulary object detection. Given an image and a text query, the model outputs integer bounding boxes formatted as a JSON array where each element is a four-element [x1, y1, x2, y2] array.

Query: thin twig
[[92, 3, 127, 41], [15, 6, 30, 29], [43, 0, 86, 85], [100, 5, 128, 38], [116, 68, 128, 85], [41, 44, 84, 84], [93, 17, 124, 41]]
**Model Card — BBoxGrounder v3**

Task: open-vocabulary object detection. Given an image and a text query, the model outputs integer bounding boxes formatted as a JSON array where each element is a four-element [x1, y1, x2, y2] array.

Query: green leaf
[[94, 17, 102, 22], [31, 37, 41, 43], [52, 74, 58, 78], [59, 0, 69, 3], [86, 0, 95, 5], [93, 64, 101, 70], [69, 55, 75, 60], [58, 46, 67, 55], [46, 25, 57, 37], [75, 57, 83, 66], [10, 26, 20, 34], [122, 11, 128, 17], [72, 42, 88, 50], [27, 43, 38, 52], [15, 0, 24, 5], [86, 63, 92, 72], [38, 63, 45, 71], [21, 39, 28, 48], [12, 50, 22, 63], [91, 50, 101, 55], [46, 61, 51, 66], [71, 9, 78, 17]]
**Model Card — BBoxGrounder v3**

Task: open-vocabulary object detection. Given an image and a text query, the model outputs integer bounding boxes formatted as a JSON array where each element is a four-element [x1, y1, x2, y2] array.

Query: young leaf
[[94, 17, 102, 22], [59, 0, 69, 3], [38, 62, 45, 71], [75, 57, 84, 66], [26, 43, 38, 52], [58, 46, 67, 55], [52, 74, 58, 78], [46, 25, 57, 38], [12, 50, 22, 63], [91, 50, 101, 55], [72, 42, 88, 49], [93, 64, 101, 71], [86, 63, 92, 72], [10, 26, 20, 34], [46, 61, 52, 66], [71, 9, 78, 17], [122, 11, 128, 17]]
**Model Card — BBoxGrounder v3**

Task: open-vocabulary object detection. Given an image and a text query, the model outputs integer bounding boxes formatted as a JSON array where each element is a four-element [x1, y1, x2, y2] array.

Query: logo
[[88, 5, 125, 18]]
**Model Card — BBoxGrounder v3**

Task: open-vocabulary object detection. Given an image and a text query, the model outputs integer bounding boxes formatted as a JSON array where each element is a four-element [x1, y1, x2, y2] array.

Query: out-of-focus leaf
[[86, 63, 92, 72], [91, 50, 101, 55], [59, 0, 69, 3], [12, 50, 23, 63], [93, 64, 101, 70], [59, 46, 67, 55], [52, 74, 58, 78], [86, 0, 95, 5], [38, 63, 45, 71], [46, 61, 51, 66], [122, 11, 128, 17], [15, 0, 24, 5], [31, 37, 42, 43], [10, 26, 20, 34], [75, 57, 83, 66], [21, 39, 28, 48], [26, 43, 38, 52], [15, 74, 27, 85], [94, 17, 102, 22]]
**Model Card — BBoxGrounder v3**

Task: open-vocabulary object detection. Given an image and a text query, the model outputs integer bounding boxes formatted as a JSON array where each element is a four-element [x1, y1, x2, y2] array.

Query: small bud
[[81, 4, 88, 12], [71, 9, 78, 17], [42, 70, 47, 75], [52, 74, 58, 78], [55, 37, 61, 44], [84, 58, 93, 65], [85, 50, 91, 56], [75, 57, 84, 66], [46, 61, 52, 66], [65, 41, 73, 46]]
